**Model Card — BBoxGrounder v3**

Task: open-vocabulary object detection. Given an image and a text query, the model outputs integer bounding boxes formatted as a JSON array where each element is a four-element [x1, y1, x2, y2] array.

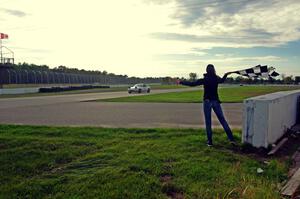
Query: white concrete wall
[[243, 89, 300, 148], [0, 87, 39, 95]]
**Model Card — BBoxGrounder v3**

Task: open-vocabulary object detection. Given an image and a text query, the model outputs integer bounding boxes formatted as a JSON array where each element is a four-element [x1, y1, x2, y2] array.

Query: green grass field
[[100, 85, 300, 103], [0, 125, 287, 198]]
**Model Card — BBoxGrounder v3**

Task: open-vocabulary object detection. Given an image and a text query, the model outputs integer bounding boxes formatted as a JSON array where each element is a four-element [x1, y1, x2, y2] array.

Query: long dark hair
[[206, 64, 216, 76]]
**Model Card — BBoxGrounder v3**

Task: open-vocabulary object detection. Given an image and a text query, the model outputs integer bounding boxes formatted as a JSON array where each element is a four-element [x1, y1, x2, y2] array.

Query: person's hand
[[225, 72, 233, 76]]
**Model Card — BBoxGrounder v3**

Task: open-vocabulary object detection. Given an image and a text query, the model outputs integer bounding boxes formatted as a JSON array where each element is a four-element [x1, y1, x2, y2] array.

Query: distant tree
[[55, 65, 68, 72], [162, 76, 173, 84], [252, 77, 259, 84], [189, 72, 198, 81], [240, 77, 249, 84], [295, 76, 300, 85], [102, 70, 108, 75], [234, 76, 243, 83], [283, 75, 294, 84], [225, 77, 234, 84]]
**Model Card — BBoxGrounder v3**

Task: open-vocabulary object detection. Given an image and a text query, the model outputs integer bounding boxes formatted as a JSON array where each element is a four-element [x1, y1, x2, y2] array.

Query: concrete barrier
[[243, 89, 300, 148], [0, 87, 39, 95]]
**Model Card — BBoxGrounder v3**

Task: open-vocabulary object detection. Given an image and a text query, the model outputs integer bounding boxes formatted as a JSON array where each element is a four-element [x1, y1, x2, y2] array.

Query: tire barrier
[[39, 85, 110, 93]]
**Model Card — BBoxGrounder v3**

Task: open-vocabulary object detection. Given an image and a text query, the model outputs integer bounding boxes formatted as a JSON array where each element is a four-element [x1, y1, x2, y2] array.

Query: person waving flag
[[179, 64, 236, 147]]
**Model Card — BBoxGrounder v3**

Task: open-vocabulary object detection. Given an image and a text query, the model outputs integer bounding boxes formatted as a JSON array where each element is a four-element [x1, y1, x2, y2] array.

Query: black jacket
[[180, 73, 228, 102]]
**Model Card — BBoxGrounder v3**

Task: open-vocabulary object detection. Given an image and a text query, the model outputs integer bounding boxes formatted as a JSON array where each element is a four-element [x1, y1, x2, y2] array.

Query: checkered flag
[[231, 65, 279, 78]]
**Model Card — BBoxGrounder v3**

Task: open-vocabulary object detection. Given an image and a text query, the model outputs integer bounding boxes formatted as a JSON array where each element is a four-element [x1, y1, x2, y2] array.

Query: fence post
[[13, 70, 18, 84], [68, 74, 70, 84], [32, 70, 37, 84], [18, 70, 23, 84], [297, 96, 300, 124], [24, 70, 29, 84], [63, 73, 65, 84], [38, 71, 42, 84], [6, 69, 10, 84], [44, 71, 49, 84]]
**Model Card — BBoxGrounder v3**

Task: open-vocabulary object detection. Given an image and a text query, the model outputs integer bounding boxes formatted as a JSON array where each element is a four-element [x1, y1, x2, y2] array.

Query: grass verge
[[0, 125, 288, 198], [99, 85, 300, 103]]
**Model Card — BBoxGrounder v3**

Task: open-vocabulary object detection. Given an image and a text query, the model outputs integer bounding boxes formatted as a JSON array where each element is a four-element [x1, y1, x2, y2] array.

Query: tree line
[[187, 72, 300, 85]]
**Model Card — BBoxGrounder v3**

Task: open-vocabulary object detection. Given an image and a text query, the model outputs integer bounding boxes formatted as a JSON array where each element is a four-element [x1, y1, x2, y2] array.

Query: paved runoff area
[[0, 88, 242, 128]]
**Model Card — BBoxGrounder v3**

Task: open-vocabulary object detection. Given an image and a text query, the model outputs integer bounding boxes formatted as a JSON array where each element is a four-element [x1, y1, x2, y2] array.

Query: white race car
[[128, 84, 151, 94]]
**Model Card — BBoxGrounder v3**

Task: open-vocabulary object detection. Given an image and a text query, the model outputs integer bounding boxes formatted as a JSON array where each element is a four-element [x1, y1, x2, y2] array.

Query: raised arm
[[218, 72, 231, 83], [180, 79, 204, 87]]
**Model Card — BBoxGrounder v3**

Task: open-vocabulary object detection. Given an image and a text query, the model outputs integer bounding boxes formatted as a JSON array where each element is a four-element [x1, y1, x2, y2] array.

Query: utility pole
[[0, 38, 2, 64], [0, 33, 12, 64]]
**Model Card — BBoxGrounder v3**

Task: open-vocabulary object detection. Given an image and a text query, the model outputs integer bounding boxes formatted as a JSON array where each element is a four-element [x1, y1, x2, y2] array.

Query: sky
[[0, 0, 300, 78]]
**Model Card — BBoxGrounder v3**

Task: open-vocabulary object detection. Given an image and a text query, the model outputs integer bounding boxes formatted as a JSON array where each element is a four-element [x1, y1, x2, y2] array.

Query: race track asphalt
[[0, 88, 243, 128]]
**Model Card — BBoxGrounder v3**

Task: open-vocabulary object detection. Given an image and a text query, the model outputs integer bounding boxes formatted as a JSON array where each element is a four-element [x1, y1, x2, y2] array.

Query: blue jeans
[[203, 99, 234, 144]]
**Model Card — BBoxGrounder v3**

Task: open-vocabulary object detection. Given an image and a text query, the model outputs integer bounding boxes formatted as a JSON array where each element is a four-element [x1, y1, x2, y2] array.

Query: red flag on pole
[[0, 33, 8, 39]]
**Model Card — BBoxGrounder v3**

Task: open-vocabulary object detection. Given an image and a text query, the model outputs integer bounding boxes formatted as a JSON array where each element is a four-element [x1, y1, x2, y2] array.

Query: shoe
[[207, 141, 213, 147], [230, 141, 237, 146]]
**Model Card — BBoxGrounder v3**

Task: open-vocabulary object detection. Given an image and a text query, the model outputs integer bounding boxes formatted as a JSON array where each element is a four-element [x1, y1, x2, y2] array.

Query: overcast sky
[[1, 0, 300, 77]]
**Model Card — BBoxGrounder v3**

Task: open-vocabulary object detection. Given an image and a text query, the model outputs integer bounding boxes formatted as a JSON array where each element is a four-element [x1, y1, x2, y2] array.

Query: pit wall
[[243, 89, 300, 148], [0, 88, 39, 95]]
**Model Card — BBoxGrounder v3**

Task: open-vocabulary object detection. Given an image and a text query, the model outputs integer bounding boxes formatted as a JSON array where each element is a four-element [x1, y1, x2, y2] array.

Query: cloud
[[12, 47, 52, 54], [216, 55, 283, 63], [143, 0, 173, 5], [150, 31, 279, 47], [158, 54, 282, 63], [148, 0, 300, 48], [170, 0, 261, 27], [1, 8, 27, 17], [150, 54, 284, 77], [153, 52, 207, 61], [155, 53, 283, 70]]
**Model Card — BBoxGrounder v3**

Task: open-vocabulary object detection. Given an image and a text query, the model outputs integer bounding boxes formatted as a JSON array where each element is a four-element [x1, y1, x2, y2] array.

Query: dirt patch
[[160, 174, 172, 184], [161, 182, 184, 199], [214, 143, 269, 163], [160, 159, 185, 199], [0, 143, 7, 150], [288, 149, 300, 178], [238, 130, 300, 197], [160, 172, 184, 199], [236, 129, 300, 162]]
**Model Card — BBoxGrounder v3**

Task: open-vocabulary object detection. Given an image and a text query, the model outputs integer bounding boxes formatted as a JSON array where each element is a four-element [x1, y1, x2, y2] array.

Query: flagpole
[[0, 38, 2, 64]]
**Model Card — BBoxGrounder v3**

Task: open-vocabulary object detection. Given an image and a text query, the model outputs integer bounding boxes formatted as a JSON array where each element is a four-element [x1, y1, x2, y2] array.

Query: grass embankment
[[0, 125, 287, 198], [100, 85, 300, 103]]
